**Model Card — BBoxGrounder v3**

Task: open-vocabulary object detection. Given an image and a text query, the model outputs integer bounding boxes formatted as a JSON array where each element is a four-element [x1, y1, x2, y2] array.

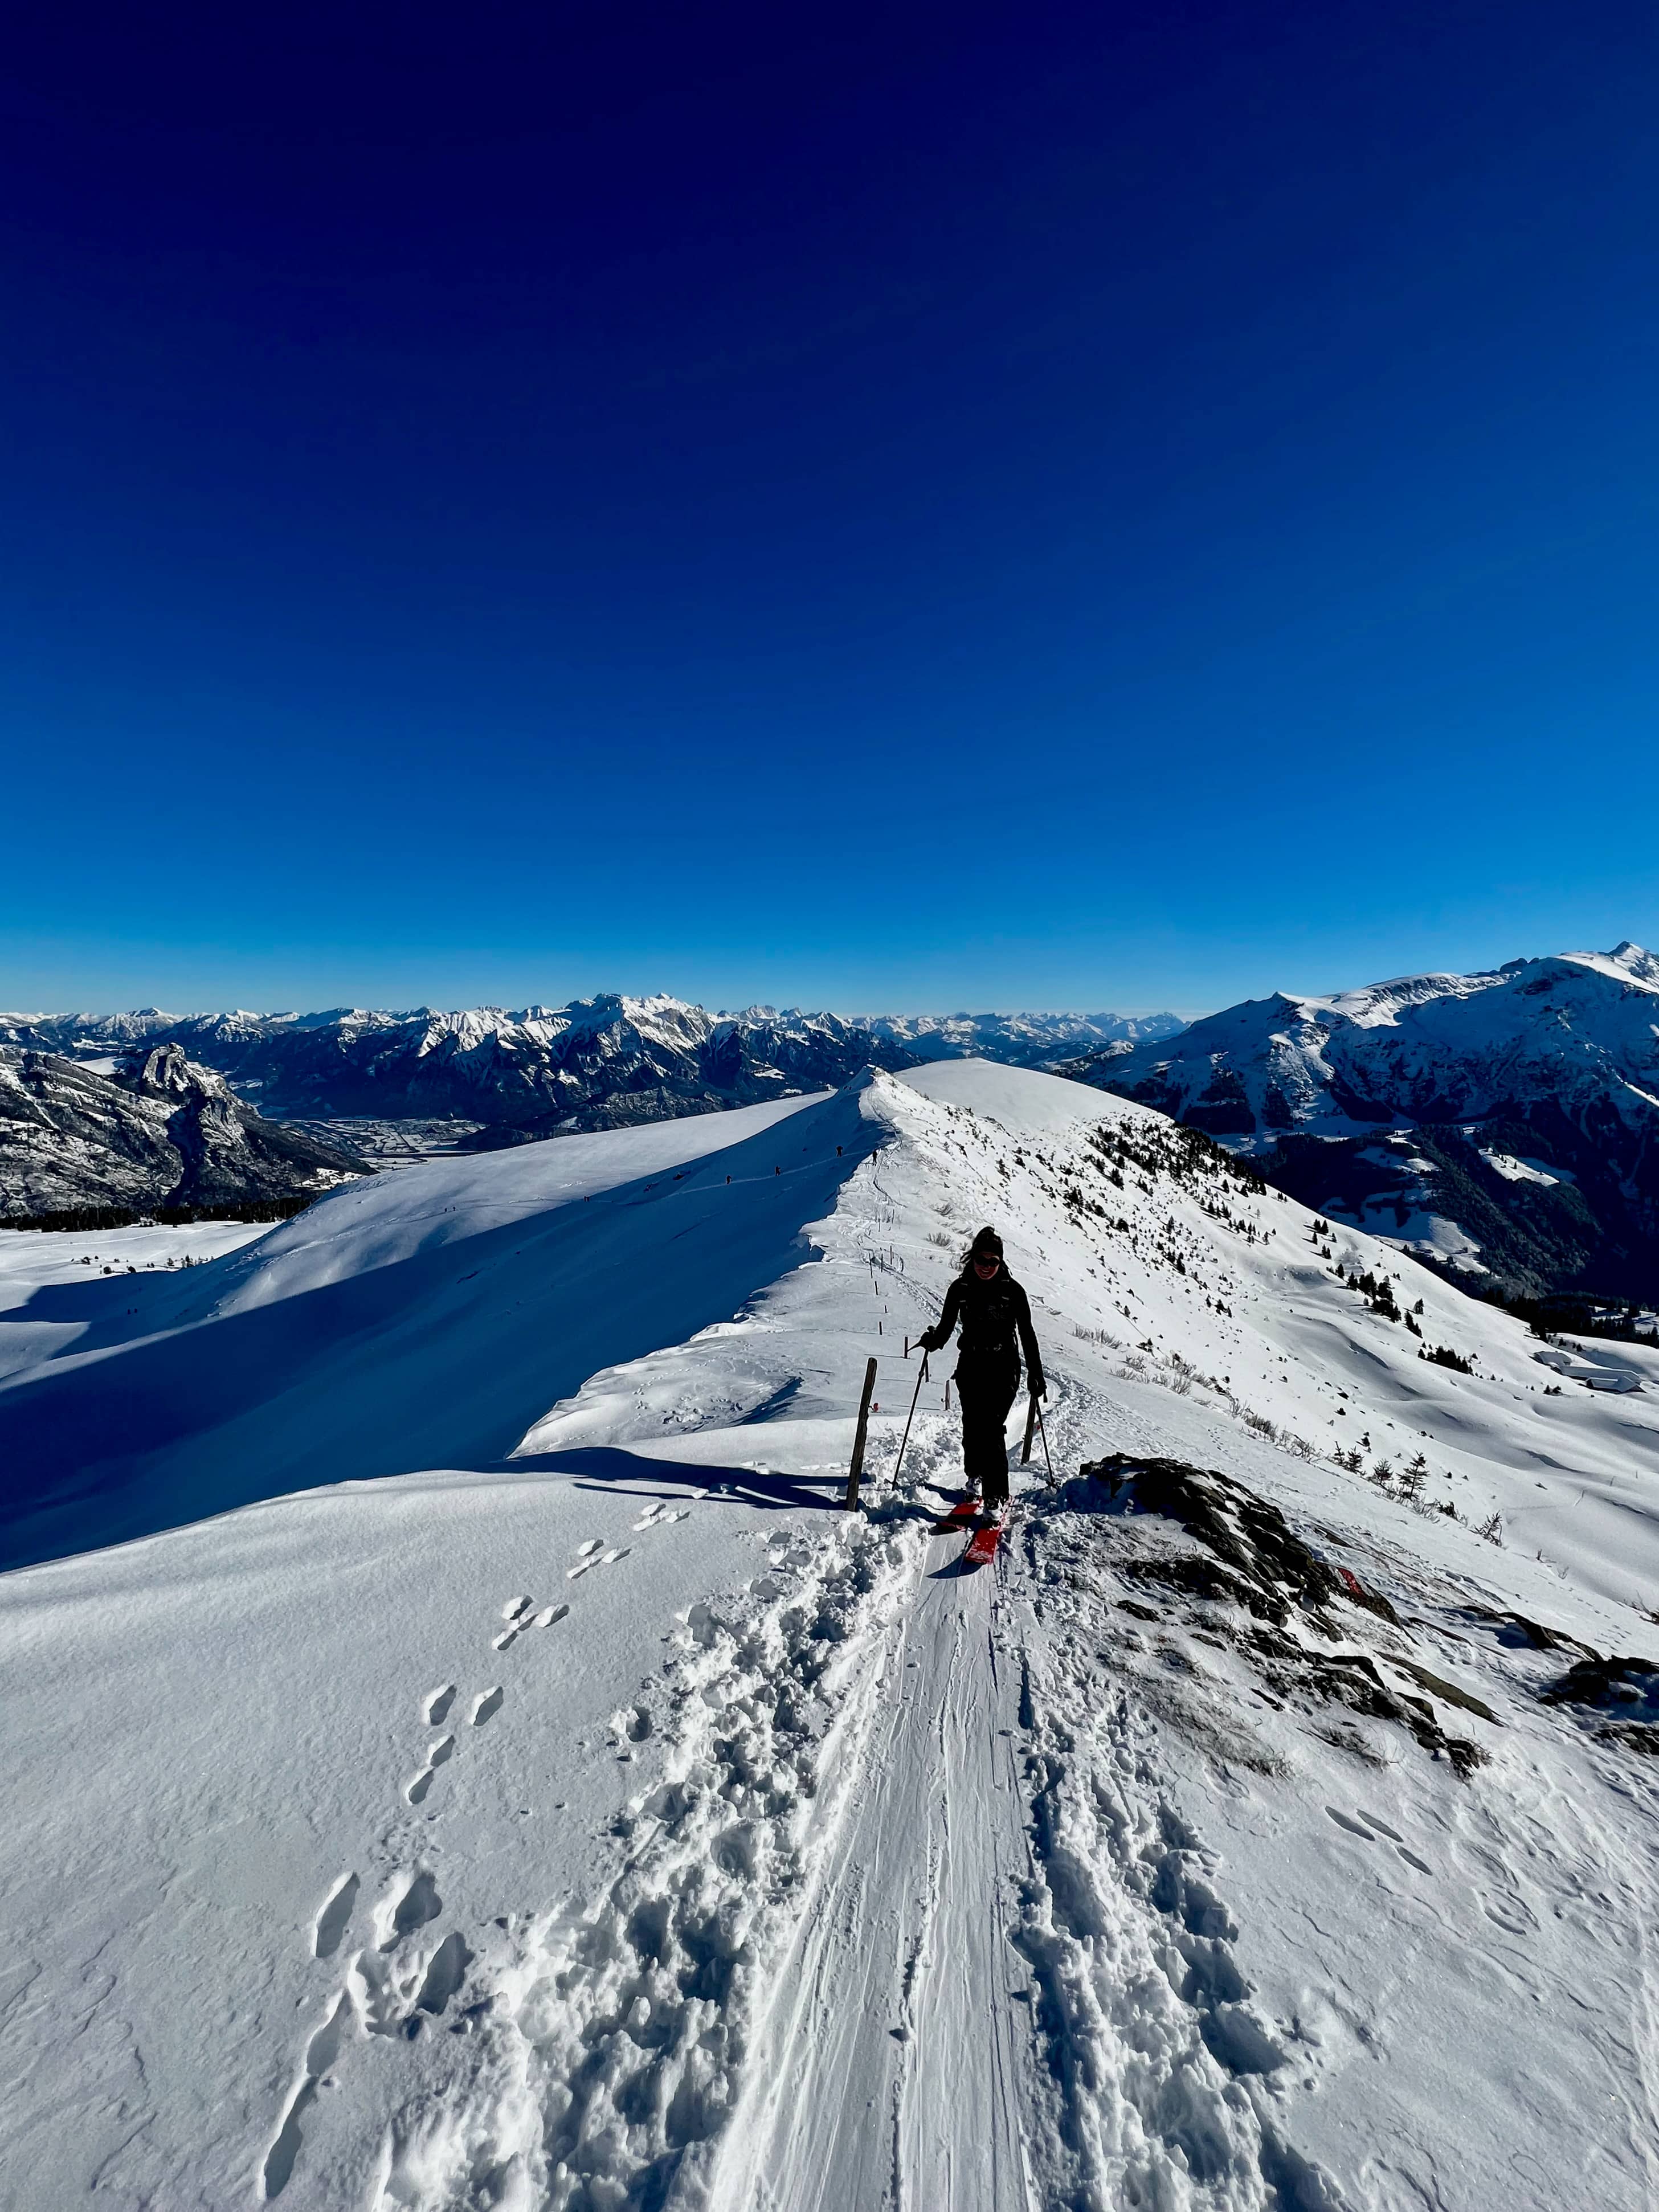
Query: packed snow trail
[[713, 1490, 1034, 2212]]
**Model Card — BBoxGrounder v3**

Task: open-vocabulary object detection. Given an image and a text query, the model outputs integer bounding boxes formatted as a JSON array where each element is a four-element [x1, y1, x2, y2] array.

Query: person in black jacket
[[916, 1225, 1044, 1518]]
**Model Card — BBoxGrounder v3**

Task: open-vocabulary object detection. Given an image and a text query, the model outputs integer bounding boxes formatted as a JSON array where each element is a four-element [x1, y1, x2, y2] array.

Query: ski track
[[316, 1412, 1344, 2212], [712, 1435, 1032, 2212]]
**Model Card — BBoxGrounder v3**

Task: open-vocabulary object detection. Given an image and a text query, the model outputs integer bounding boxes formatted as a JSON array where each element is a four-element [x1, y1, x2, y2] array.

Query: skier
[[916, 1226, 1044, 1521]]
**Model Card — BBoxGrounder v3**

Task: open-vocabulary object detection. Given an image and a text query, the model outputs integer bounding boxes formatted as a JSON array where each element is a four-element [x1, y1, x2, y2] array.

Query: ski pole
[[890, 1352, 929, 1489], [1020, 1389, 1040, 1466], [1035, 1396, 1056, 1486]]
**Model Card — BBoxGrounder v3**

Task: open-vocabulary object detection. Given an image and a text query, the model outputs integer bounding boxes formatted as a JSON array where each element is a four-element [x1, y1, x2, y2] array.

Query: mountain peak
[[1609, 939, 1658, 980]]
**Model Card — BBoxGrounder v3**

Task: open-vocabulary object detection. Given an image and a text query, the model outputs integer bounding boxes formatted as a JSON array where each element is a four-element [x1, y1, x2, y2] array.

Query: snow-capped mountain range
[[1067, 941, 1659, 1301], [0, 997, 1182, 1140]]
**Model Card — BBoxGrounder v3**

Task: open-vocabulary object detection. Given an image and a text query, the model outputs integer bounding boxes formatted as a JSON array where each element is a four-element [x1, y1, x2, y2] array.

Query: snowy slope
[[2, 1066, 1657, 2209], [0, 1090, 836, 1572]]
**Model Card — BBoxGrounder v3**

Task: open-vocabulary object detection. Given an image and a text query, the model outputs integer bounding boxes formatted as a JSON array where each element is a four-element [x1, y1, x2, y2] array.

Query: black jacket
[[922, 1265, 1043, 1388]]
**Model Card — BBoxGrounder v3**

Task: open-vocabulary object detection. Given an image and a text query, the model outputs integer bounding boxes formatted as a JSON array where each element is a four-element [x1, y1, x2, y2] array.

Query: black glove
[[917, 1327, 943, 1355], [1029, 1371, 1047, 1398]]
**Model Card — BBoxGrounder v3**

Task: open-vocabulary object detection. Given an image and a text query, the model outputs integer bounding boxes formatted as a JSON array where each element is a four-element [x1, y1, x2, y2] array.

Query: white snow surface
[[895, 1055, 1162, 1133], [3, 1066, 1658, 2210]]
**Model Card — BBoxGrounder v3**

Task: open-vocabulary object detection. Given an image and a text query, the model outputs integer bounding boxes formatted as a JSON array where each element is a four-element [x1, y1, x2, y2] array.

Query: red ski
[[963, 1519, 1002, 1566], [931, 1495, 980, 1534]]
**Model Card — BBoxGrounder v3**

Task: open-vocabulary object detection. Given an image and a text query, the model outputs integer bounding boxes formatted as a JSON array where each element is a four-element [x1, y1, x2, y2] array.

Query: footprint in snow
[[407, 1736, 456, 1804], [414, 1930, 472, 2017], [262, 1991, 352, 2198], [1327, 1808, 1424, 1870], [1325, 1808, 1376, 1839], [502, 1595, 534, 1622], [472, 1686, 504, 1727], [534, 1603, 569, 1628], [423, 1685, 456, 1727], [376, 1870, 442, 1949], [601, 1547, 630, 1567], [313, 1872, 359, 1959]]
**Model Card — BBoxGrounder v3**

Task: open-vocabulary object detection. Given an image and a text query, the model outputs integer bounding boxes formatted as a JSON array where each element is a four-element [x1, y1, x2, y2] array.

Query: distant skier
[[916, 1226, 1044, 1520]]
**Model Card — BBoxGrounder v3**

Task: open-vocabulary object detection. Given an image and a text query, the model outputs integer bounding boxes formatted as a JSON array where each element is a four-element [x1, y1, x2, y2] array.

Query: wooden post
[[844, 1357, 878, 1510], [1020, 1389, 1039, 1466]]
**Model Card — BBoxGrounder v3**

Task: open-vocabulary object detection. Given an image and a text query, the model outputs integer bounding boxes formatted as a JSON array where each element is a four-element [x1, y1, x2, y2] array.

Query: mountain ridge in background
[[1064, 942, 1659, 1306], [0, 997, 1183, 1145], [11, 948, 1659, 1309]]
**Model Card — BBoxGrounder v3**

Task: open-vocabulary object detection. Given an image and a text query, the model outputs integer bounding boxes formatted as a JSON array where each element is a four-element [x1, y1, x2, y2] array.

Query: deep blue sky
[[4, 0, 1656, 1017]]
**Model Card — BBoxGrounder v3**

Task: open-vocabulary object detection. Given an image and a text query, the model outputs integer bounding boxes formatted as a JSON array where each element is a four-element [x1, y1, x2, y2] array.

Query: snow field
[[0, 1216, 269, 1380], [0, 1088, 844, 1572], [2, 1062, 1658, 2207]]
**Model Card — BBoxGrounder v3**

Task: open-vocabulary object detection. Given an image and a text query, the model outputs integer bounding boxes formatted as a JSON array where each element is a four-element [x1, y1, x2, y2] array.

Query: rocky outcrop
[[0, 1045, 370, 1221]]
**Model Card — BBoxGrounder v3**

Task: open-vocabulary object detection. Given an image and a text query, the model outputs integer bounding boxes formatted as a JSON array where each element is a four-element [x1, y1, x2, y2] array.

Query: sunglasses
[[972, 1252, 1001, 1268]]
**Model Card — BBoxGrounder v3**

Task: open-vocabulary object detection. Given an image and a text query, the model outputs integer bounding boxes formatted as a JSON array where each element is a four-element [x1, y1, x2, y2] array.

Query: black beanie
[[970, 1225, 1003, 1258]]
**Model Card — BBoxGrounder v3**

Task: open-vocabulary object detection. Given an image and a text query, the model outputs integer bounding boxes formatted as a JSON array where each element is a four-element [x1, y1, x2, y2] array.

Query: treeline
[[1, 1194, 320, 1234], [1503, 1291, 1659, 1346]]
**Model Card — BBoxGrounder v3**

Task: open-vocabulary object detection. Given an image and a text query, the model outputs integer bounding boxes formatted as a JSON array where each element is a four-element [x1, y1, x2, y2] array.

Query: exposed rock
[[1069, 1454, 1488, 1774], [0, 1046, 370, 1221]]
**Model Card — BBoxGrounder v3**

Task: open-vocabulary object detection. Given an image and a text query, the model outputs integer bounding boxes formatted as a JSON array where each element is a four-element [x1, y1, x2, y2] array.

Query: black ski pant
[[955, 1355, 1021, 1507]]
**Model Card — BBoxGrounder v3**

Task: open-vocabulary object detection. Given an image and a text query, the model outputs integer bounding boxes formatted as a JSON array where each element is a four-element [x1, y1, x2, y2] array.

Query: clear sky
[[3, 1, 1656, 1019]]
